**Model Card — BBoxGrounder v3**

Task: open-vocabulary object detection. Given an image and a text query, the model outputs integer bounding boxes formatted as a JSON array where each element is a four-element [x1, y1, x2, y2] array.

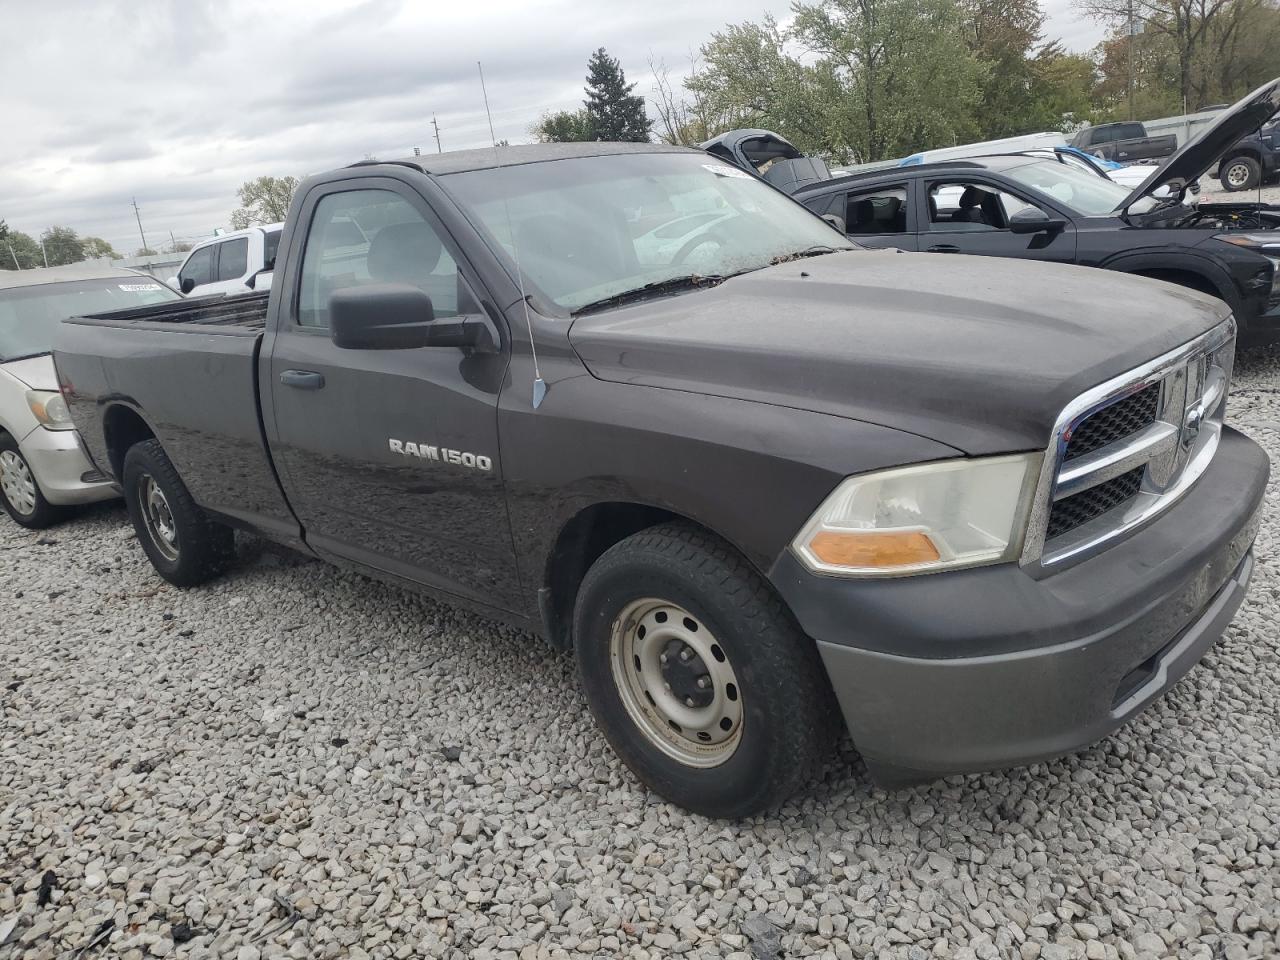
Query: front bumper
[[19, 426, 118, 507], [771, 427, 1267, 781]]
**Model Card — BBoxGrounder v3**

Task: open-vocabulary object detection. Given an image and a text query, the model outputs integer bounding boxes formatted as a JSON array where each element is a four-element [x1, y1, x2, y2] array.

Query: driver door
[[918, 179, 1077, 264]]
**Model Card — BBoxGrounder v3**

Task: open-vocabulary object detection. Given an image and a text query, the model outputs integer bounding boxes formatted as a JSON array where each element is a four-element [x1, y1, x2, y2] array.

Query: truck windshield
[[441, 152, 853, 312], [1005, 159, 1155, 216], [0, 276, 180, 361]]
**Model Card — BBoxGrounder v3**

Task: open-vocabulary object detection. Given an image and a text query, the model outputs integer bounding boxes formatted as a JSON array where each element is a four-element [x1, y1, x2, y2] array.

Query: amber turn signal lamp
[[808, 530, 941, 568]]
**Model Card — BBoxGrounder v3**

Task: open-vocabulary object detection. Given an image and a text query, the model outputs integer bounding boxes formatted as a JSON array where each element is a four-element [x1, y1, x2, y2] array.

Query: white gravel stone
[[2, 346, 1280, 960]]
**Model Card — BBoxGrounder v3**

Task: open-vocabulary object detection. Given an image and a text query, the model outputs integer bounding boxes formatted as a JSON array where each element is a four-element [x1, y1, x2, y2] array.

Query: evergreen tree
[[584, 48, 652, 142]]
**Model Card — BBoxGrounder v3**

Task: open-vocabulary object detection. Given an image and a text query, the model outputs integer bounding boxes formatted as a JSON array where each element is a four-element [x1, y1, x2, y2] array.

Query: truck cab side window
[[218, 238, 249, 281], [297, 190, 459, 329], [178, 245, 215, 288]]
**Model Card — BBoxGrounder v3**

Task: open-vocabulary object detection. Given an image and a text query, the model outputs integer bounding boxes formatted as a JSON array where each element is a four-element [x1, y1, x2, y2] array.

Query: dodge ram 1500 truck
[[55, 142, 1268, 818]]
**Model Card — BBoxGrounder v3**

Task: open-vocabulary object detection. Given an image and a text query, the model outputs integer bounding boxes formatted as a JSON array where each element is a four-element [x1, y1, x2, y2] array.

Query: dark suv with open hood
[[793, 78, 1280, 340]]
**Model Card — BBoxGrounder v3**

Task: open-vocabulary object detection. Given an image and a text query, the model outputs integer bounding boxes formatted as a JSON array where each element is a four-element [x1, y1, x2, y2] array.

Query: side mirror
[[166, 276, 180, 290], [179, 277, 196, 294], [822, 213, 847, 234], [1009, 207, 1067, 235], [329, 283, 495, 352]]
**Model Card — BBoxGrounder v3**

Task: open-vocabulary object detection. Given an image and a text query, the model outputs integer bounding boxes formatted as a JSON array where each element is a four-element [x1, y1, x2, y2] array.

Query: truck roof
[[0, 262, 150, 291], [359, 141, 697, 176]]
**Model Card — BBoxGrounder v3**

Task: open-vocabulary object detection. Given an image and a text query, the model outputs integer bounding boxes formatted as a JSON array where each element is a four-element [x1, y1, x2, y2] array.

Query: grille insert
[[1064, 384, 1159, 462], [1046, 467, 1144, 540]]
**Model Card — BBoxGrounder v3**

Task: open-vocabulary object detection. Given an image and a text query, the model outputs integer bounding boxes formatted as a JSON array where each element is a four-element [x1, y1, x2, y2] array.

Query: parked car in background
[[700, 128, 832, 193], [1016, 146, 1199, 202], [169, 223, 283, 297], [0, 264, 181, 527], [796, 77, 1280, 339], [1069, 121, 1178, 163], [898, 131, 1066, 166], [1216, 118, 1279, 191], [55, 141, 1267, 817]]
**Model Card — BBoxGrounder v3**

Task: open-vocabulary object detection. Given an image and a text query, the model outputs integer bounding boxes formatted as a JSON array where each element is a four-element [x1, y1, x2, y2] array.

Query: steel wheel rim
[[609, 598, 743, 768], [139, 473, 180, 561], [1225, 162, 1251, 188], [0, 450, 37, 516]]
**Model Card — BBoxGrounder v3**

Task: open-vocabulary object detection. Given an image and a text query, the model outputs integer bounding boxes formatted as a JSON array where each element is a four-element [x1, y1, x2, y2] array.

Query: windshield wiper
[[769, 245, 843, 265], [571, 274, 731, 316]]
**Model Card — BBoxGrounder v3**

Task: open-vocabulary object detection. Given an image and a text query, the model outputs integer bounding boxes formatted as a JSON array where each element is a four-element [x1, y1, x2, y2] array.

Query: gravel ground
[[1195, 182, 1280, 205], [2, 355, 1279, 960]]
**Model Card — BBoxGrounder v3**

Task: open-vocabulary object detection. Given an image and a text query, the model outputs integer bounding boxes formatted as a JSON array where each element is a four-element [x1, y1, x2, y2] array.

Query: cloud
[[0, 0, 1106, 253]]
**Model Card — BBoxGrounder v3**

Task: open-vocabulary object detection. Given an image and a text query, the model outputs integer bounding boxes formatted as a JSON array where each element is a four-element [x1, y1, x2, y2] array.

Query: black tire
[[1219, 155, 1261, 192], [122, 438, 234, 587], [0, 433, 66, 529], [573, 521, 839, 818]]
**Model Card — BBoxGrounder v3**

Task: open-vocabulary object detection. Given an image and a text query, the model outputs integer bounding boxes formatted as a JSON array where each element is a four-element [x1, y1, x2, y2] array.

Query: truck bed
[[53, 288, 301, 545], [69, 290, 269, 333]]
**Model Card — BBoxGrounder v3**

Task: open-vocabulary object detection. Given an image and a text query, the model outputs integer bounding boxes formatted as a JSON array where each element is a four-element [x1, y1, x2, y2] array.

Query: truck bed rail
[[69, 290, 269, 331]]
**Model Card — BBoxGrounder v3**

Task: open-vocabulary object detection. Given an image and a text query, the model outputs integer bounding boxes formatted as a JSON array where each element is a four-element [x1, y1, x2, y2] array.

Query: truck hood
[[568, 251, 1229, 455], [0, 355, 57, 391], [1116, 75, 1280, 213]]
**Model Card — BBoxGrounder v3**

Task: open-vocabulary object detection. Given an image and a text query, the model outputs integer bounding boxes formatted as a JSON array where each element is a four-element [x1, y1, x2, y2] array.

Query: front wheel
[[1220, 155, 1261, 192], [122, 439, 234, 587], [573, 522, 839, 818], [0, 434, 65, 529]]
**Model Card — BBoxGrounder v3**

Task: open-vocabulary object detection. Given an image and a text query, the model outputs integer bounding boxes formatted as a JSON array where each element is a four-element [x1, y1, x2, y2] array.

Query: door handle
[[927, 244, 961, 253], [280, 369, 325, 390]]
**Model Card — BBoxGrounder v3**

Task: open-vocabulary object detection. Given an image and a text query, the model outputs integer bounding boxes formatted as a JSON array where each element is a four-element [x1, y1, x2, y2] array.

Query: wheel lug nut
[[680, 648, 693, 662], [697, 676, 710, 689], [685, 697, 696, 707], [659, 653, 668, 664], [664, 682, 671, 691]]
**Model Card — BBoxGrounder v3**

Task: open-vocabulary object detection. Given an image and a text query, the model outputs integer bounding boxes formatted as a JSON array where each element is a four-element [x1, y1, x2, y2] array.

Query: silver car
[[0, 263, 181, 527]]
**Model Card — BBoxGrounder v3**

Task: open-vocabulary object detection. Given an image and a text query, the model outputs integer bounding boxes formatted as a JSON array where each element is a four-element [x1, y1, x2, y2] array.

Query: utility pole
[[169, 230, 177, 253], [1127, 0, 1135, 121], [131, 197, 148, 254], [7, 242, 20, 270], [40, 240, 49, 268], [432, 114, 443, 153]]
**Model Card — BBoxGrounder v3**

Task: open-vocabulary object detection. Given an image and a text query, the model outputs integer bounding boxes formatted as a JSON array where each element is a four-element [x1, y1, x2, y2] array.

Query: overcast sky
[[0, 0, 1106, 256]]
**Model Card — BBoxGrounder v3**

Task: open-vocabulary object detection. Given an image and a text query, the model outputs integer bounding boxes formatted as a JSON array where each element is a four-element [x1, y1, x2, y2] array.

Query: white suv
[[169, 223, 283, 297]]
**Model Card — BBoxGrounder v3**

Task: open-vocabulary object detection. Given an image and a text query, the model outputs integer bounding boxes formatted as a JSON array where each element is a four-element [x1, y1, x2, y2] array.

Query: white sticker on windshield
[[703, 163, 754, 179], [118, 283, 162, 291]]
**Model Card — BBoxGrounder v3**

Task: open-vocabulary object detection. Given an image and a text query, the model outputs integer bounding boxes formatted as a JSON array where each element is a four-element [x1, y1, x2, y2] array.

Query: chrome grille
[[1063, 384, 1159, 462], [1022, 318, 1236, 572]]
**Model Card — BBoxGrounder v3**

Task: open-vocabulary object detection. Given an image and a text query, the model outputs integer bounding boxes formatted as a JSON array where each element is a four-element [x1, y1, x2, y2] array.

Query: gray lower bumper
[[771, 427, 1268, 782], [817, 549, 1253, 778]]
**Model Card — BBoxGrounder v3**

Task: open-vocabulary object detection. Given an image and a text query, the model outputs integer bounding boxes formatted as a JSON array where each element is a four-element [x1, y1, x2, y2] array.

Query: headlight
[[26, 390, 74, 430], [791, 454, 1041, 577]]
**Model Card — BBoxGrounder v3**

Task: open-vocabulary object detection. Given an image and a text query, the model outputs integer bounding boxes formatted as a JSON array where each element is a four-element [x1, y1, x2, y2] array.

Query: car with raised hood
[[54, 141, 1267, 817], [794, 77, 1280, 340], [0, 264, 181, 527]]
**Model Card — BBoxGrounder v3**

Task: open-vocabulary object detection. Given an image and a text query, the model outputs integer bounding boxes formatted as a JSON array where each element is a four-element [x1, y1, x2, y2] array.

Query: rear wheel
[[573, 522, 839, 818], [122, 439, 234, 586], [1220, 155, 1261, 192], [0, 434, 64, 529]]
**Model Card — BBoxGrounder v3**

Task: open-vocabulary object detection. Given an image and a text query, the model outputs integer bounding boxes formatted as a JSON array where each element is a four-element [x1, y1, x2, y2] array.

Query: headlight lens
[[26, 390, 74, 430], [792, 454, 1041, 577]]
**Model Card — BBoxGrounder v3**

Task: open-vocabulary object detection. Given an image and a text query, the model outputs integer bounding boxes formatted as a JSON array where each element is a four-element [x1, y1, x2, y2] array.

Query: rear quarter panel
[[55, 320, 300, 542]]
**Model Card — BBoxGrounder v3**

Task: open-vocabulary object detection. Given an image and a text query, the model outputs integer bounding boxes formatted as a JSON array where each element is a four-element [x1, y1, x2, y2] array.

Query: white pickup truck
[[169, 223, 283, 297]]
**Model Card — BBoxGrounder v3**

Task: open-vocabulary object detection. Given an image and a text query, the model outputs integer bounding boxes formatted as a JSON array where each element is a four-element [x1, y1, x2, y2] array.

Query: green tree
[[81, 236, 120, 260], [1, 230, 43, 270], [532, 108, 595, 142], [40, 226, 86, 267], [686, 17, 840, 156], [584, 48, 652, 141], [959, 0, 1052, 137], [230, 176, 299, 230]]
